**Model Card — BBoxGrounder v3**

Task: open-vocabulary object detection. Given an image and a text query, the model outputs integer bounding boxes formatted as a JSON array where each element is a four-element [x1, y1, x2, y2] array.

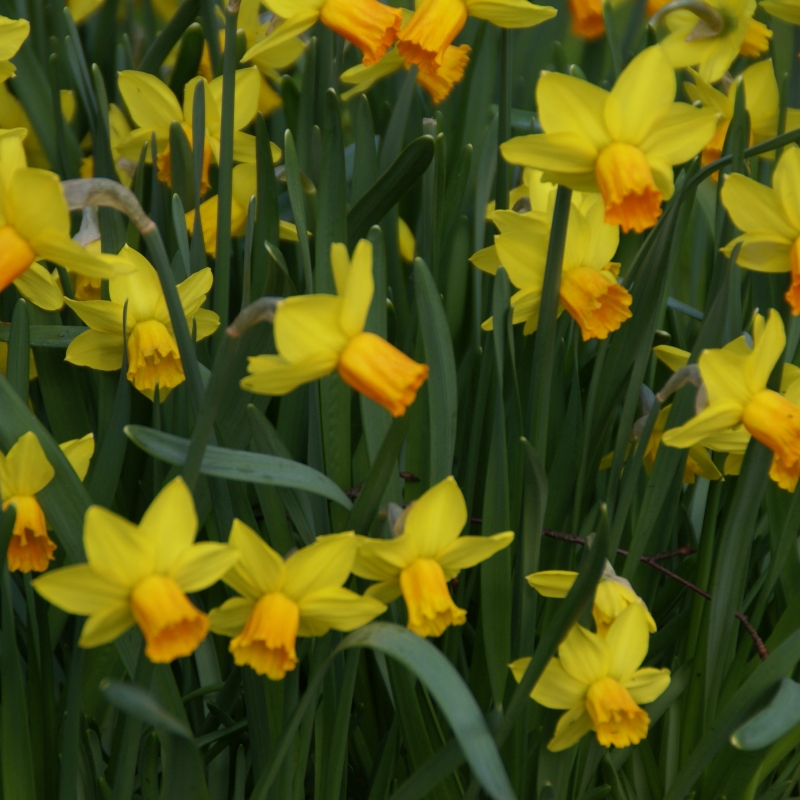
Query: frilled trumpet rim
[[3, 496, 56, 573]]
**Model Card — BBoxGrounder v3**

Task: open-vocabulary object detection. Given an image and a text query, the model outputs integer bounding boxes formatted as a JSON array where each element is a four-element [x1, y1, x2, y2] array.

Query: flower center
[[3, 496, 56, 574], [229, 592, 300, 680], [130, 574, 209, 663], [319, 0, 403, 66], [742, 389, 800, 467], [594, 143, 662, 234], [399, 558, 466, 638], [585, 676, 650, 749], [126, 319, 184, 399], [559, 267, 633, 342], [337, 332, 429, 418], [0, 224, 36, 293]]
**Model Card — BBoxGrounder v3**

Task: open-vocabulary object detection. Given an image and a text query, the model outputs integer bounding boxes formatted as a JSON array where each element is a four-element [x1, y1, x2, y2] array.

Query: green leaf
[[125, 424, 353, 508], [102, 679, 193, 739], [732, 679, 800, 751], [7, 298, 30, 402], [138, 0, 200, 73], [0, 324, 85, 347]]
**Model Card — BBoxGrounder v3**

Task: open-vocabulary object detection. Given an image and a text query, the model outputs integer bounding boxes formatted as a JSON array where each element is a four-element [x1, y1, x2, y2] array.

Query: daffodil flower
[[475, 194, 632, 340], [64, 244, 220, 400], [395, 0, 555, 76], [511, 603, 670, 751], [117, 67, 278, 193], [527, 561, 658, 636], [662, 309, 800, 484], [0, 16, 29, 83], [242, 239, 429, 418], [501, 46, 718, 234], [720, 148, 800, 315], [684, 61, 800, 172], [351, 477, 514, 638], [33, 477, 239, 662], [209, 521, 385, 680], [1, 431, 94, 574], [655, 0, 770, 83], [567, 0, 626, 40], [0, 129, 121, 307]]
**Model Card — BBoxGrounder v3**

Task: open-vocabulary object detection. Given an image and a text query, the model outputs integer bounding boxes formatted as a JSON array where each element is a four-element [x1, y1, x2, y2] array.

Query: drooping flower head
[[501, 47, 718, 234], [0, 16, 29, 83], [33, 477, 239, 663], [209, 521, 385, 680], [64, 245, 220, 400], [242, 239, 429, 418], [511, 604, 670, 751], [352, 477, 514, 638], [1, 432, 94, 573]]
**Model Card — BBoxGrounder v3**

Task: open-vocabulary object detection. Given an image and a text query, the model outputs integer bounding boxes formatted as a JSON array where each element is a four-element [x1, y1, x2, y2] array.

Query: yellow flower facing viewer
[[501, 47, 718, 234], [511, 603, 670, 751], [33, 477, 239, 662], [475, 194, 632, 341], [64, 245, 220, 400], [0, 16, 29, 83], [1, 431, 94, 573], [352, 477, 514, 638], [209, 521, 385, 680], [242, 239, 429, 418], [720, 148, 800, 315]]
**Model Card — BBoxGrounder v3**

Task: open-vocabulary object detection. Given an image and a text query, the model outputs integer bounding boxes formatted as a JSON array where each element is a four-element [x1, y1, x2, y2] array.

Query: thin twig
[[541, 528, 768, 660]]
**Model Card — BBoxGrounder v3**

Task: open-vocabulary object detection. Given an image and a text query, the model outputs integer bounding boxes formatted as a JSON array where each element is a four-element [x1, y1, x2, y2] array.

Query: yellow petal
[[700, 347, 752, 406], [2, 432, 52, 497], [724, 232, 793, 273], [65, 330, 124, 371], [558, 623, 610, 685], [493, 212, 549, 288], [530, 656, 588, 709], [65, 298, 127, 334], [32, 563, 128, 614], [0, 17, 29, 61], [175, 267, 213, 319], [605, 603, 649, 681], [208, 596, 254, 636], [84, 505, 154, 587], [232, 130, 257, 163], [31, 232, 121, 279], [13, 261, 64, 310], [118, 70, 183, 131], [773, 148, 800, 231], [352, 535, 418, 580], [59, 433, 94, 481], [463, 0, 556, 26], [297, 586, 386, 636], [721, 173, 797, 241], [687, 444, 723, 481], [190, 308, 220, 341], [242, 9, 319, 60], [364, 578, 402, 603], [109, 245, 163, 321], [470, 244, 501, 275], [279, 220, 299, 241], [226, 518, 286, 597], [500, 132, 597, 176], [5, 166, 69, 240], [762, 0, 800, 22], [241, 351, 339, 395], [170, 542, 241, 593], [403, 476, 468, 558], [622, 667, 671, 705], [274, 294, 349, 361], [525, 570, 577, 597], [745, 308, 785, 394], [338, 239, 374, 338], [653, 344, 689, 372], [140, 477, 198, 572], [639, 104, 719, 166], [79, 604, 136, 648], [283, 532, 357, 599], [547, 705, 593, 752], [436, 531, 514, 573], [661, 401, 745, 448]]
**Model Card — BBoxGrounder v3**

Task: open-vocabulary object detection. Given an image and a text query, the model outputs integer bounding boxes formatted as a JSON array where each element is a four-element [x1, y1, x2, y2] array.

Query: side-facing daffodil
[[0, 16, 29, 83], [33, 477, 239, 662], [501, 46, 718, 234], [1, 431, 94, 573], [511, 603, 670, 751], [475, 194, 632, 340], [662, 310, 800, 487], [0, 129, 121, 306], [209, 522, 385, 680], [528, 561, 657, 636], [567, 0, 626, 40], [352, 477, 514, 638], [720, 148, 800, 314], [395, 0, 555, 76], [64, 244, 220, 400], [242, 239, 429, 418]]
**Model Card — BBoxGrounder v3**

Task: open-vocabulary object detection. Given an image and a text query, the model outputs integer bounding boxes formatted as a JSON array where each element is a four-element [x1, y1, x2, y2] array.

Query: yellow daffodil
[[242, 239, 429, 417], [1, 431, 94, 573], [209, 521, 385, 680], [0, 129, 119, 306], [64, 244, 220, 400], [511, 603, 671, 751], [567, 0, 626, 40], [655, 0, 770, 82], [720, 148, 800, 315], [398, 218, 416, 263], [528, 561, 657, 635], [79, 103, 135, 188], [352, 477, 514, 638], [395, 0, 555, 76], [475, 194, 632, 340], [501, 47, 718, 234], [186, 163, 298, 257], [685, 61, 800, 172], [117, 68, 277, 193], [33, 477, 239, 662], [0, 16, 29, 83], [662, 310, 800, 486], [0, 85, 50, 168]]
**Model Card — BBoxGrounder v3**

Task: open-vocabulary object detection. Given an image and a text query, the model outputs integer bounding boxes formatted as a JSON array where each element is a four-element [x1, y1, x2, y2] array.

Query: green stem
[[495, 28, 511, 211]]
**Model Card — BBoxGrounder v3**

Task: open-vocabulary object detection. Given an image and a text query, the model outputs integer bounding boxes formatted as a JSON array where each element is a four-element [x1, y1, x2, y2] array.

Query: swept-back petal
[[364, 578, 402, 603], [605, 603, 650, 681], [402, 476, 468, 558], [501, 132, 597, 174], [283, 532, 357, 599], [464, 0, 556, 25], [79, 604, 136, 648], [536, 71, 610, 149], [208, 596, 255, 636], [140, 477, 198, 571], [724, 233, 793, 273], [773, 148, 800, 230], [6, 167, 70, 239], [60, 433, 94, 481], [5, 431, 54, 496], [241, 352, 339, 395], [639, 104, 718, 166], [226, 518, 286, 597], [526, 570, 577, 597], [175, 267, 213, 319], [661, 400, 745, 448], [547, 705, 593, 752], [32, 563, 128, 614], [297, 586, 386, 636], [31, 233, 120, 279], [530, 657, 588, 709], [623, 667, 671, 705], [65, 298, 127, 334], [338, 239, 374, 338], [745, 309, 785, 394], [721, 174, 797, 240], [653, 344, 689, 372], [13, 262, 64, 310], [84, 505, 154, 587], [170, 542, 241, 593], [65, 330, 124, 371], [352, 535, 418, 580], [118, 70, 183, 130], [700, 348, 752, 406], [274, 295, 348, 361], [558, 624, 609, 685], [436, 531, 514, 572], [109, 245, 163, 322]]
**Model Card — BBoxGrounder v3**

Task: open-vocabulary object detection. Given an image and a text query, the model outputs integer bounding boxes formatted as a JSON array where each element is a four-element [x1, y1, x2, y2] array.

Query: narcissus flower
[[0, 16, 29, 83], [720, 149, 800, 315], [395, 0, 555, 75], [511, 604, 670, 751], [33, 477, 239, 662], [352, 477, 514, 638], [209, 521, 385, 680], [475, 195, 632, 340], [567, 0, 625, 39], [1, 432, 94, 573], [501, 47, 718, 233], [655, 0, 770, 82], [0, 129, 120, 305], [662, 310, 800, 477], [528, 561, 657, 636], [242, 239, 429, 417], [64, 245, 219, 400]]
